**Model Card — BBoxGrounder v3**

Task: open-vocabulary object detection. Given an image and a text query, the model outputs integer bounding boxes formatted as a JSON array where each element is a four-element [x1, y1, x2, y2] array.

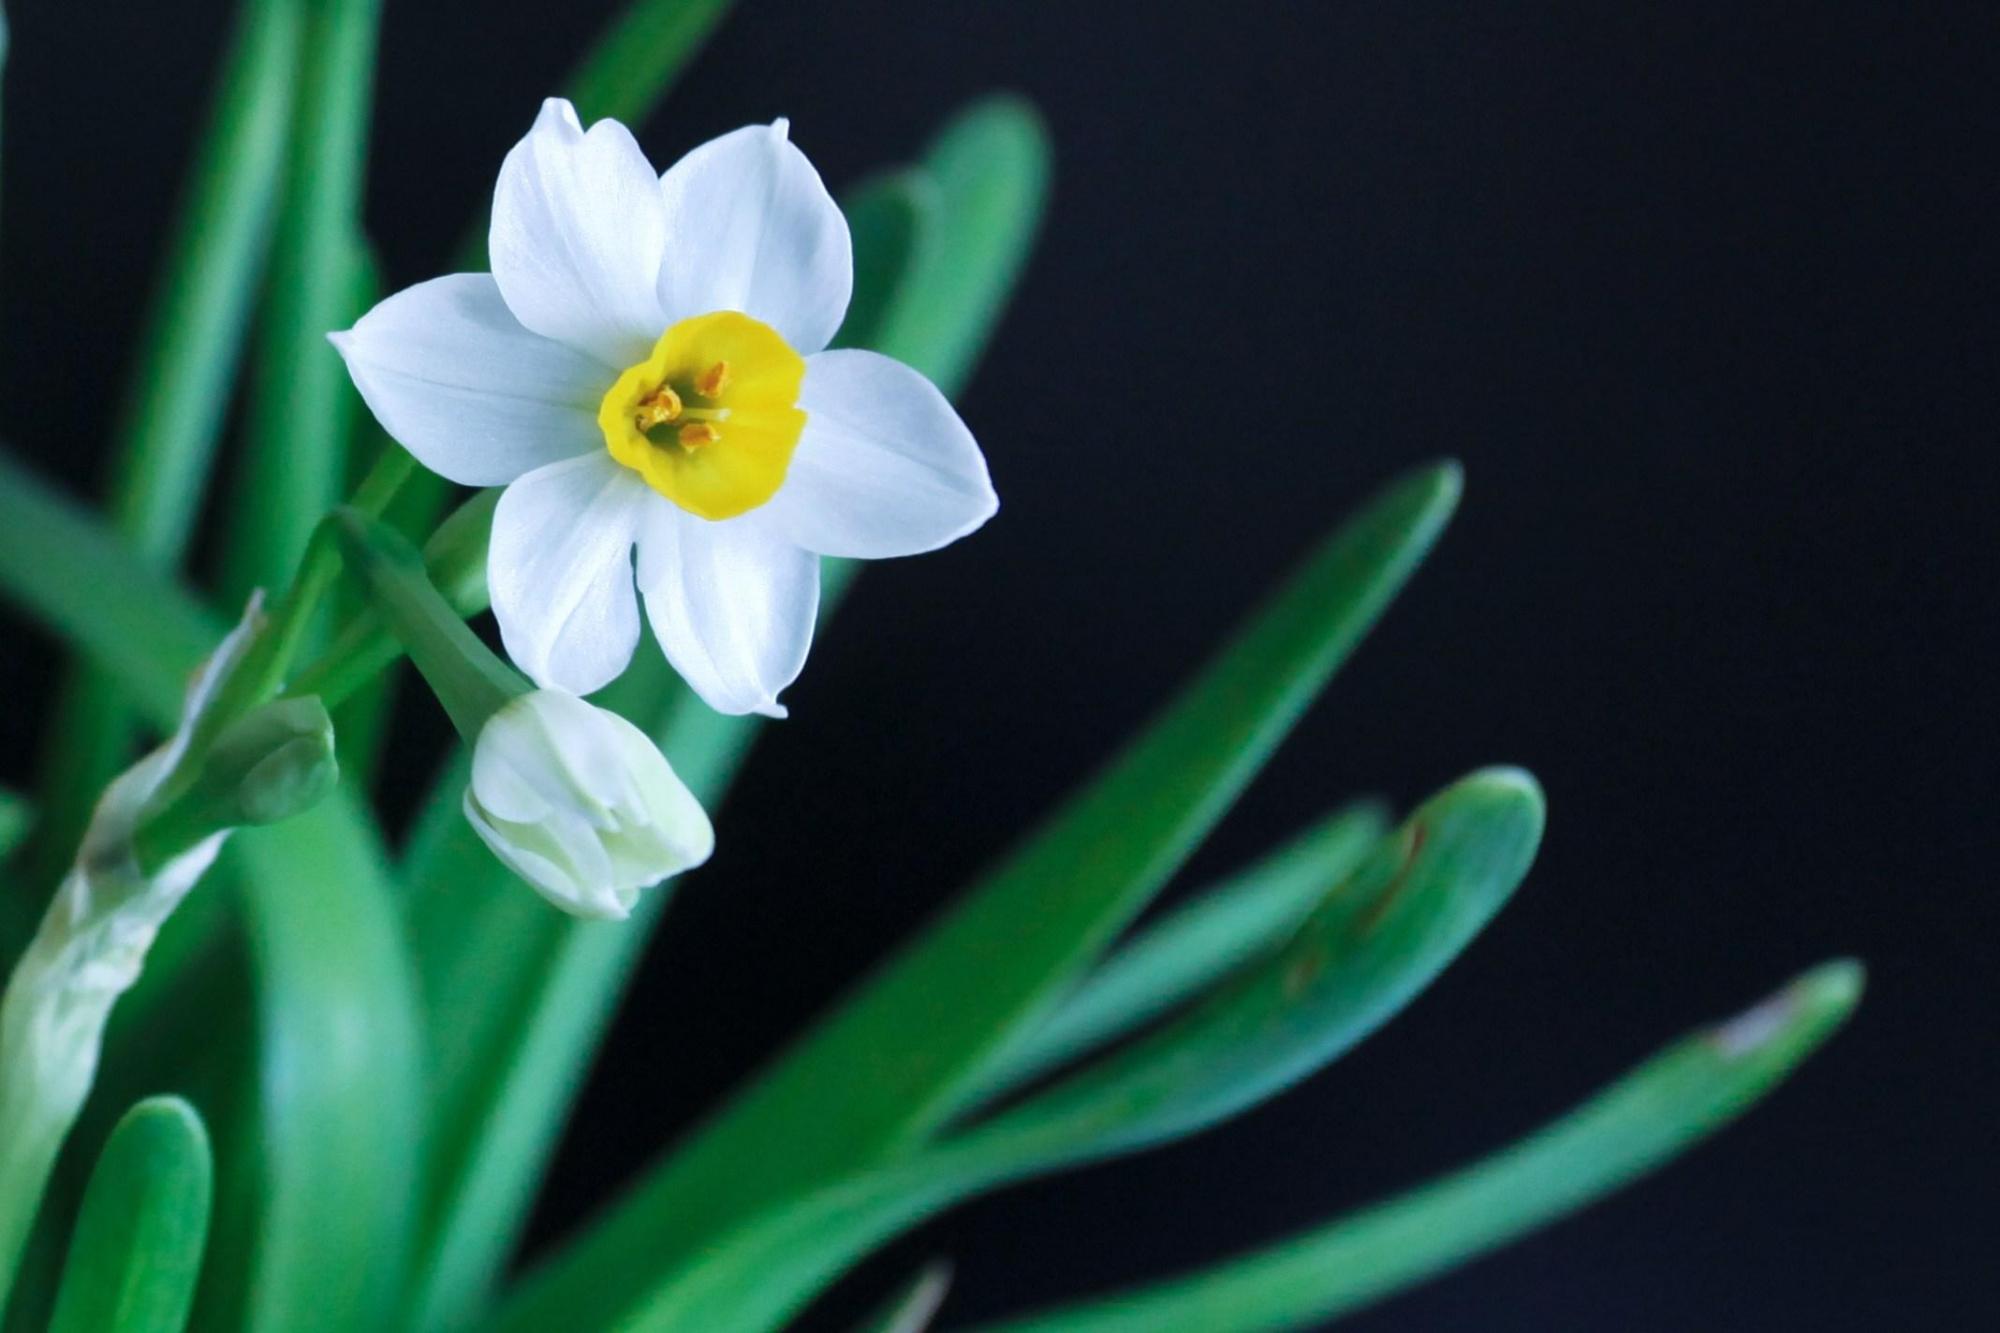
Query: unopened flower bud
[[463, 689, 713, 919], [199, 697, 339, 826]]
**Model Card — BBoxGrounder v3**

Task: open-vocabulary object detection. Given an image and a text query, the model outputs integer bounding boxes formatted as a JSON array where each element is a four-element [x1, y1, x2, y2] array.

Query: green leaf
[[834, 170, 939, 354], [395, 635, 790, 1333], [614, 769, 1540, 1332], [873, 95, 1051, 395], [561, 0, 741, 129], [0, 451, 219, 726], [495, 462, 1463, 1333], [969, 960, 1865, 1333], [223, 0, 383, 602], [47, 1097, 212, 1333], [197, 795, 422, 1333], [31, 0, 304, 883], [958, 800, 1389, 1111], [849, 1262, 953, 1333], [0, 790, 29, 863]]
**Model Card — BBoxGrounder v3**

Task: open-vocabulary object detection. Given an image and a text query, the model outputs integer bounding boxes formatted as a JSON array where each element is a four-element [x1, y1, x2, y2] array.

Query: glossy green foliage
[[958, 801, 1390, 1112], [496, 463, 1463, 1332], [871, 95, 1051, 395], [205, 798, 421, 1333], [33, 0, 304, 885], [48, 1098, 212, 1333], [974, 961, 1864, 1333], [608, 770, 1542, 1333], [223, 0, 382, 602]]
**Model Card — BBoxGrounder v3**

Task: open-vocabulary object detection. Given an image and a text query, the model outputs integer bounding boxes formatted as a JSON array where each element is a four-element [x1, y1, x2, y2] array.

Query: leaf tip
[[1452, 765, 1546, 835], [1709, 957, 1864, 1061]]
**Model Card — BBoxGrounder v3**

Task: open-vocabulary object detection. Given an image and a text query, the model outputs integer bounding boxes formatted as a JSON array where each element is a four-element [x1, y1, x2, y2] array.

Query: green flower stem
[[327, 509, 525, 740], [28, 0, 304, 889]]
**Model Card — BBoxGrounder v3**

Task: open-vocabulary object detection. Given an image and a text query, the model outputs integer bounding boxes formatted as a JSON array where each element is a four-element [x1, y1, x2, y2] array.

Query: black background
[[2, 2, 1995, 1329]]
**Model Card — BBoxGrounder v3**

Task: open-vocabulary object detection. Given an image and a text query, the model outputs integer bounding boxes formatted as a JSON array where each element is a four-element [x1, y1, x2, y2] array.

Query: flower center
[[598, 311, 807, 520]]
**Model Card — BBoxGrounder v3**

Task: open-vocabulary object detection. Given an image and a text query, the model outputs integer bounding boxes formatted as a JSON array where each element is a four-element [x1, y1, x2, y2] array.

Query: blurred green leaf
[[496, 462, 1462, 1333], [850, 1262, 953, 1333], [834, 170, 939, 354], [615, 769, 1540, 1332], [562, 0, 740, 129], [31, 0, 304, 883], [958, 800, 1389, 1111], [0, 790, 29, 863], [873, 95, 1051, 395], [0, 451, 218, 726], [47, 1097, 212, 1333], [397, 647, 768, 1333], [223, 0, 382, 602], [969, 960, 1864, 1333], [198, 795, 422, 1333]]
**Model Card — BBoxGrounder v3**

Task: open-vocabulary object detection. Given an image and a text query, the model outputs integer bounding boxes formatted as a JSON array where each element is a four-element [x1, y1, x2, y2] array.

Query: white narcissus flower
[[333, 100, 998, 716], [464, 689, 714, 919]]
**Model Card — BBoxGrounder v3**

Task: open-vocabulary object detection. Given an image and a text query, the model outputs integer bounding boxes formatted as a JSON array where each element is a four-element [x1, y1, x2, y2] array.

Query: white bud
[[463, 689, 714, 919]]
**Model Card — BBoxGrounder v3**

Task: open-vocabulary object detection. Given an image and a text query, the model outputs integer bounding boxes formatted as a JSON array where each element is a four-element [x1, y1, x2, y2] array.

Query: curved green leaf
[[874, 95, 1051, 395], [562, 0, 740, 129], [33, 0, 304, 886], [970, 960, 1864, 1333], [0, 452, 218, 726], [617, 769, 1540, 1332], [496, 462, 1462, 1333], [958, 800, 1389, 1112], [835, 169, 940, 354], [48, 1097, 212, 1333], [224, 0, 383, 601], [198, 795, 421, 1333]]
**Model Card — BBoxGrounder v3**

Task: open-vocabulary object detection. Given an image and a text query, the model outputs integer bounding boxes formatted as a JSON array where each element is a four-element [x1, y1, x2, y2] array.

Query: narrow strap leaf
[[957, 770, 1542, 1164], [222, 0, 383, 602], [0, 451, 219, 726], [873, 95, 1051, 395], [610, 769, 1539, 1333], [30, 0, 304, 882], [47, 1097, 212, 1333], [397, 660, 768, 1333], [967, 960, 1863, 1333], [201, 795, 422, 1333], [834, 169, 940, 354], [561, 0, 741, 129], [494, 462, 1462, 1333], [957, 800, 1389, 1112]]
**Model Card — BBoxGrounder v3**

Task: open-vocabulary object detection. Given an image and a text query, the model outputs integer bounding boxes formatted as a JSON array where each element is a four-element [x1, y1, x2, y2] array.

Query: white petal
[[490, 98, 668, 367], [655, 120, 852, 354], [490, 454, 649, 694], [766, 350, 998, 558], [331, 274, 605, 487], [637, 508, 820, 717]]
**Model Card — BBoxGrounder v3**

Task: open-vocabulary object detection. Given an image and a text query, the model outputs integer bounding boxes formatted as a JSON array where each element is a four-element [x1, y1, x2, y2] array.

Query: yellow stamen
[[695, 360, 732, 398], [678, 422, 719, 449], [633, 385, 682, 431]]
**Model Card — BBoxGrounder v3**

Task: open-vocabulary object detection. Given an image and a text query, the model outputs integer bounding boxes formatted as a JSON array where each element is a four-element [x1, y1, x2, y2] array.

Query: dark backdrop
[[3, 2, 1994, 1329]]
